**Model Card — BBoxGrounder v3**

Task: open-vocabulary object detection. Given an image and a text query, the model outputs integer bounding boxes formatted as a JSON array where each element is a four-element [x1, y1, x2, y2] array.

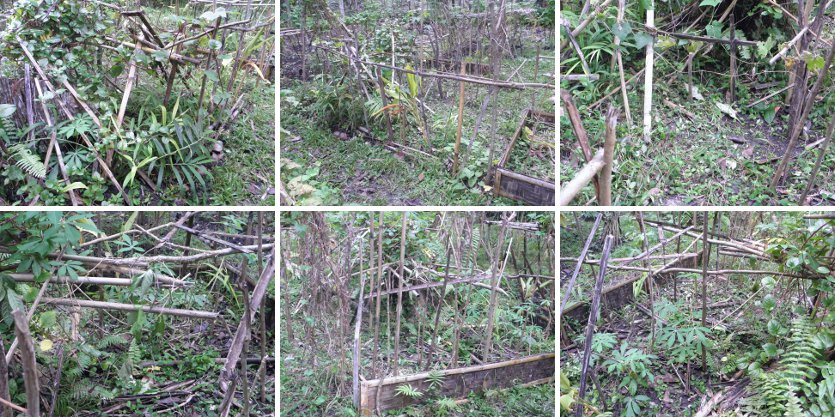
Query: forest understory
[[0, 211, 276, 416], [280, 211, 556, 416], [279, 0, 556, 206], [560, 211, 835, 417], [560, 0, 835, 206], [0, 0, 276, 206]]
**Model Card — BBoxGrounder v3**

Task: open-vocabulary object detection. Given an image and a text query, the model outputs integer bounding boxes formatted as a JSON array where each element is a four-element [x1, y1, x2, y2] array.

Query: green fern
[[783, 392, 804, 417], [98, 334, 128, 349], [426, 370, 445, 390], [395, 384, 423, 398], [8, 143, 46, 179], [467, 225, 480, 271], [742, 317, 820, 417], [435, 397, 459, 410]]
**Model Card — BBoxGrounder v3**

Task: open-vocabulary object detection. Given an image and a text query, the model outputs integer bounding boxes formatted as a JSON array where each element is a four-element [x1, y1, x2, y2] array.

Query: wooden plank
[[359, 353, 554, 415], [494, 168, 555, 205]]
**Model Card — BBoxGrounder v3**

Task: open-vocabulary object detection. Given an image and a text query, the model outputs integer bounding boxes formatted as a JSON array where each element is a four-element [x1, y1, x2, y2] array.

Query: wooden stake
[[600, 105, 619, 206], [687, 53, 694, 101], [642, 5, 655, 142], [452, 62, 466, 175]]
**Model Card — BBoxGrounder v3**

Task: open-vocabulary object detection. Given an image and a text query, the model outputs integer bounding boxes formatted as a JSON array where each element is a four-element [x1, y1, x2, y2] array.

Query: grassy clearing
[[280, 16, 555, 206]]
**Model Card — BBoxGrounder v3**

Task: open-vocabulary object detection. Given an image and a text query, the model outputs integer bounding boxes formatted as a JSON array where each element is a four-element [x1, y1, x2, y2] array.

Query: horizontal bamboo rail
[[40, 298, 219, 320]]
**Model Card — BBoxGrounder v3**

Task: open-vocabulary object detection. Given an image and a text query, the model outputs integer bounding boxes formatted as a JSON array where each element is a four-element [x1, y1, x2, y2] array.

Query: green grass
[[561, 68, 835, 206], [210, 81, 276, 206]]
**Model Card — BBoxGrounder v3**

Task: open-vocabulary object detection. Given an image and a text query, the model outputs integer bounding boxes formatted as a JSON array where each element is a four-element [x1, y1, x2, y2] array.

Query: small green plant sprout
[[426, 370, 445, 390], [395, 383, 423, 398]]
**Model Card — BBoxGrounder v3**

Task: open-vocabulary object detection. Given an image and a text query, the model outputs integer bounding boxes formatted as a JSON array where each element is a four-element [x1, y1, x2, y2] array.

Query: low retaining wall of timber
[[358, 352, 555, 415]]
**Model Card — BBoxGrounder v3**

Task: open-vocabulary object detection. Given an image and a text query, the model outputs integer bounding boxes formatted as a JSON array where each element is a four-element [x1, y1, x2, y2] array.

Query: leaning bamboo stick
[[219, 247, 276, 391], [560, 149, 605, 206], [360, 353, 555, 386], [560, 213, 602, 315], [769, 26, 809, 64], [575, 235, 614, 417], [41, 298, 219, 319]]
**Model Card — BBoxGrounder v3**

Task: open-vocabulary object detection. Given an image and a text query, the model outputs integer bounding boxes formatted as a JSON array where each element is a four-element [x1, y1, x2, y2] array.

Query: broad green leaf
[[634, 32, 654, 49], [700, 0, 722, 7], [612, 21, 632, 40]]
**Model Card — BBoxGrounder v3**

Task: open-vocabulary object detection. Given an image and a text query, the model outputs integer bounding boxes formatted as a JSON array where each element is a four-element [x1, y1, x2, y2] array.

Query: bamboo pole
[[642, 4, 655, 142], [452, 62, 466, 175], [729, 13, 737, 104], [393, 213, 407, 376], [483, 212, 514, 357], [700, 212, 709, 369], [770, 36, 835, 190], [41, 298, 219, 319], [372, 212, 384, 377], [352, 238, 366, 407]]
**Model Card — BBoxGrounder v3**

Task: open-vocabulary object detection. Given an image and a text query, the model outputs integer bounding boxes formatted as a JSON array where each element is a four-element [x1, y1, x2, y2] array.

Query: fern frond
[[9, 143, 46, 179]]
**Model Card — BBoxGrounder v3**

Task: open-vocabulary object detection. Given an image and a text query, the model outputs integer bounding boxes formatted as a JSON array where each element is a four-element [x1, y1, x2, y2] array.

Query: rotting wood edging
[[561, 252, 702, 325], [492, 109, 556, 206], [358, 352, 555, 416]]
